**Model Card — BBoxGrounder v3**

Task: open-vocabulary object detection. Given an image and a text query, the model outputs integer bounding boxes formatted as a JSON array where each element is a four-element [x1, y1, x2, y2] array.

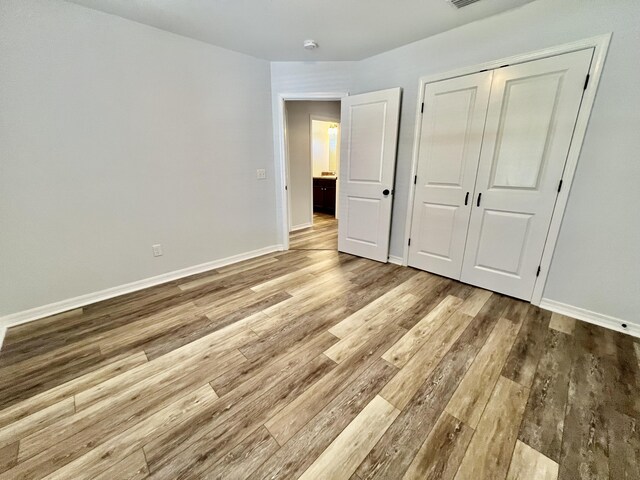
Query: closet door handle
[[382, 189, 390, 196], [464, 192, 469, 206], [477, 192, 482, 207]]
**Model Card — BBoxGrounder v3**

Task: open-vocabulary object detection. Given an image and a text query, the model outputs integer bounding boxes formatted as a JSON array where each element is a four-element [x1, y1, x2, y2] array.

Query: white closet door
[[338, 88, 401, 262], [408, 71, 493, 278], [460, 48, 593, 300]]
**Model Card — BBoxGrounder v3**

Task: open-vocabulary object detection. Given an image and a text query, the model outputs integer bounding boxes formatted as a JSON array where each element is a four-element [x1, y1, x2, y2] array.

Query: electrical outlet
[[256, 169, 266, 180], [152, 244, 163, 257]]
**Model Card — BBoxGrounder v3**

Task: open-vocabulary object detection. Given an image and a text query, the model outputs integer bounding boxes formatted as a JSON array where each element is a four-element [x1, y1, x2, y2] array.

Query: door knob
[[383, 189, 390, 196]]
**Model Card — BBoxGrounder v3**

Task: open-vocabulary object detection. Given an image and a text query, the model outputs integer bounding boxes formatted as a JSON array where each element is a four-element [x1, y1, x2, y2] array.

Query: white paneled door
[[461, 48, 593, 299], [338, 88, 401, 262], [408, 71, 493, 278]]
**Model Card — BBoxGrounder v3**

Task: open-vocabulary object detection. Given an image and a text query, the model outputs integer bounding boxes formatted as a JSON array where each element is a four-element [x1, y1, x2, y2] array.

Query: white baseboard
[[290, 222, 313, 232], [539, 298, 639, 339], [0, 244, 284, 348], [388, 255, 404, 266]]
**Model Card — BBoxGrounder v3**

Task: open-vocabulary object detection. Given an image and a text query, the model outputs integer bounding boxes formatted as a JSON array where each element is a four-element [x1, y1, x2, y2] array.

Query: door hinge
[[536, 265, 541, 277], [414, 175, 417, 185], [421, 103, 424, 114], [583, 74, 590, 90], [557, 179, 563, 193], [408, 238, 411, 246]]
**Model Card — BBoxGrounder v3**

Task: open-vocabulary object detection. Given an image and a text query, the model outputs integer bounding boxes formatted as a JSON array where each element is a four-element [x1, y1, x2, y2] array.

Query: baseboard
[[539, 298, 639, 339], [290, 222, 313, 232], [388, 255, 404, 266], [0, 244, 284, 347]]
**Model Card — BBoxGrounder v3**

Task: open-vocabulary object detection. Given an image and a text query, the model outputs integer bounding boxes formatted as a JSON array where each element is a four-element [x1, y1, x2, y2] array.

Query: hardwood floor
[[289, 213, 338, 251], [1, 218, 638, 479]]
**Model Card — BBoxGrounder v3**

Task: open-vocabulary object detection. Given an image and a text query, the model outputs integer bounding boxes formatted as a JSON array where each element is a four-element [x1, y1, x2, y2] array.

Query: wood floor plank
[[558, 326, 610, 480], [379, 311, 474, 410], [402, 411, 474, 480], [96, 302, 205, 356], [239, 301, 348, 362], [454, 376, 530, 480], [202, 427, 279, 480], [0, 442, 18, 474], [0, 345, 106, 410], [210, 328, 336, 399], [445, 316, 523, 428], [328, 271, 424, 339], [0, 397, 74, 450], [2, 308, 83, 345], [143, 331, 336, 469], [11, 349, 238, 477], [382, 295, 463, 368], [501, 306, 551, 389], [457, 289, 492, 317], [518, 329, 573, 462], [607, 331, 640, 419], [43, 385, 218, 480], [0, 351, 147, 430], [145, 355, 336, 479], [75, 326, 253, 411], [355, 295, 509, 480], [549, 313, 576, 335], [324, 293, 415, 364], [395, 276, 453, 331], [265, 323, 406, 446], [607, 409, 640, 480], [298, 395, 400, 480], [93, 449, 149, 480], [248, 358, 397, 480], [506, 440, 559, 480]]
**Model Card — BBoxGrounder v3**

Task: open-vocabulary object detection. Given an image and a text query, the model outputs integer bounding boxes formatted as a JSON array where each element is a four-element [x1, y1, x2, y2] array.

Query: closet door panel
[[461, 48, 593, 300], [408, 71, 493, 278]]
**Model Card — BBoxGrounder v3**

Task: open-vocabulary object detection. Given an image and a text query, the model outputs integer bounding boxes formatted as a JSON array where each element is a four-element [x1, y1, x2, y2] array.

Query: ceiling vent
[[448, 0, 482, 8]]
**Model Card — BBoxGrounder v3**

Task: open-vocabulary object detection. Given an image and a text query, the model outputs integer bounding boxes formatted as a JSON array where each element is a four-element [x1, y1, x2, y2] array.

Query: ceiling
[[66, 0, 536, 61]]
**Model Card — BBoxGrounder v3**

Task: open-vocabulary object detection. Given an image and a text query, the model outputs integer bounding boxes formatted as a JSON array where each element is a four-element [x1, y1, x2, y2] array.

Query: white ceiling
[[66, 0, 536, 61]]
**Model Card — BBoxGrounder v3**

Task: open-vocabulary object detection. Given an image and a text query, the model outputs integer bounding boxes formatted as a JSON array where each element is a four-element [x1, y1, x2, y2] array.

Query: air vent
[[448, 0, 482, 8]]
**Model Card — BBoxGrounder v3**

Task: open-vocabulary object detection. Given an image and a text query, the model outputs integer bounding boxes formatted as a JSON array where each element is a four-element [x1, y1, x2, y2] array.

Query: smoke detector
[[303, 40, 318, 50]]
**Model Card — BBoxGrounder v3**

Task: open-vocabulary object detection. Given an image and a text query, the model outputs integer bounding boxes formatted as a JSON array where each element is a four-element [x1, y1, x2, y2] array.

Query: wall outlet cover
[[256, 169, 267, 179], [152, 244, 163, 257]]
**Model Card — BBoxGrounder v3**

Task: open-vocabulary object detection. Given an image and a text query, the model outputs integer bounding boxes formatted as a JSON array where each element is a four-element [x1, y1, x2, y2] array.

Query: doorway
[[284, 100, 341, 251]]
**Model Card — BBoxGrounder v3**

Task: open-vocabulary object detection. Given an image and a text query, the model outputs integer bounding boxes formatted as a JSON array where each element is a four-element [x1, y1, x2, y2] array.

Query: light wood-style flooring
[[0, 217, 638, 479]]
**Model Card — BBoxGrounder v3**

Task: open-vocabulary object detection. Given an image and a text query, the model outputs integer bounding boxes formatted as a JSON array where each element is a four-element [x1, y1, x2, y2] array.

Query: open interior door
[[338, 88, 401, 262]]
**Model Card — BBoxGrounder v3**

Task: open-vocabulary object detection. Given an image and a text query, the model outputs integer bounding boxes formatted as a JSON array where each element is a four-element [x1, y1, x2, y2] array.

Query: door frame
[[277, 92, 348, 250], [401, 33, 611, 306]]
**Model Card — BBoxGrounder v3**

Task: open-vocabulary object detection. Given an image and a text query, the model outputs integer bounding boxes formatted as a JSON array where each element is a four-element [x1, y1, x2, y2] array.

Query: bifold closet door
[[407, 71, 493, 278], [460, 48, 593, 299]]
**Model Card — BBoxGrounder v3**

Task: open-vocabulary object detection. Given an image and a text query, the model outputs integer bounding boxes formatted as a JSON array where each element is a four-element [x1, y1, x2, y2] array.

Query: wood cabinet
[[313, 177, 336, 215]]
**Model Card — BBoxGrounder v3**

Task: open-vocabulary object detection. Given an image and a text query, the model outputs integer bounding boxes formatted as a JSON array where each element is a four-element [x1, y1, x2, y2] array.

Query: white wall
[[285, 101, 340, 229], [350, 0, 640, 322], [0, 0, 277, 316]]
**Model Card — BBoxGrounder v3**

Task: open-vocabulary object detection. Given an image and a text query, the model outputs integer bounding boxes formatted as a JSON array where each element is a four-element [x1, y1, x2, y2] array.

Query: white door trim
[[276, 92, 348, 250], [402, 33, 611, 306]]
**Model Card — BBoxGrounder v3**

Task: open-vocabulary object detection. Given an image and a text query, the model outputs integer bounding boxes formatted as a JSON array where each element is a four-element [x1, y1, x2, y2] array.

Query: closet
[[407, 48, 593, 300]]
